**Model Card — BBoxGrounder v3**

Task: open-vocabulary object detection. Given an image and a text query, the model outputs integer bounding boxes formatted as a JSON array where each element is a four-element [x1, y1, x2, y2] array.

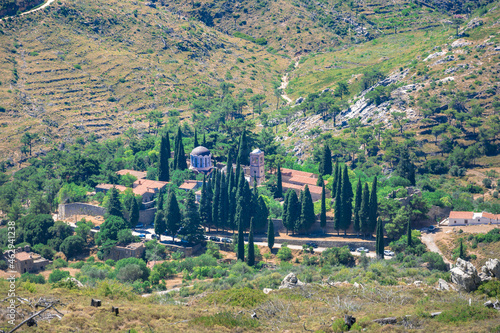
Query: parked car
[[92, 225, 100, 230], [428, 225, 436, 232], [420, 227, 429, 233], [151, 234, 159, 239], [356, 247, 369, 253], [135, 223, 144, 229], [210, 236, 220, 242], [203, 235, 210, 240], [384, 250, 395, 256], [138, 234, 146, 239], [306, 242, 318, 248], [348, 245, 356, 252], [221, 238, 233, 243]]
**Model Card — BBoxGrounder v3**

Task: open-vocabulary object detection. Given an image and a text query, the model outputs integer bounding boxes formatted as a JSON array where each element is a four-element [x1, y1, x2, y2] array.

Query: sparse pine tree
[[320, 183, 326, 232], [267, 217, 275, 251], [247, 218, 255, 266]]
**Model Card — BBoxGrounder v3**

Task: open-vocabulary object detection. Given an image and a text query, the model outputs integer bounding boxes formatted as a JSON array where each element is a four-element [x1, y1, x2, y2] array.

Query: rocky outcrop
[[279, 273, 304, 289], [437, 278, 450, 291], [481, 259, 500, 278], [450, 258, 481, 292]]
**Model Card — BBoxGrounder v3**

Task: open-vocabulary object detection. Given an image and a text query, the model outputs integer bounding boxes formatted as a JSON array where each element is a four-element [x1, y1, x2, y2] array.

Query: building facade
[[249, 148, 265, 185], [189, 146, 213, 174], [448, 211, 500, 226]]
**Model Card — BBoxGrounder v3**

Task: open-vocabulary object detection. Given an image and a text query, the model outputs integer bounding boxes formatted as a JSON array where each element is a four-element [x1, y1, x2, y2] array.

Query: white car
[[384, 250, 395, 256], [356, 247, 369, 253]]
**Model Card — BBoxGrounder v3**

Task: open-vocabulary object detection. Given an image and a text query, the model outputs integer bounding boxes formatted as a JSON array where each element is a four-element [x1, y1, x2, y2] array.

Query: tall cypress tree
[[228, 187, 237, 233], [194, 128, 199, 148], [459, 238, 464, 259], [276, 164, 283, 198], [218, 173, 228, 232], [282, 190, 290, 235], [158, 133, 170, 182], [236, 197, 245, 261], [165, 191, 181, 243], [212, 171, 220, 232], [300, 185, 316, 233], [376, 218, 384, 259], [341, 165, 353, 235], [353, 178, 362, 235], [154, 192, 166, 236], [235, 170, 251, 229], [202, 133, 206, 146], [255, 196, 269, 231], [360, 183, 370, 237], [129, 196, 140, 228], [181, 190, 204, 244], [332, 161, 340, 196], [320, 144, 332, 176], [286, 190, 300, 235], [107, 187, 123, 218], [247, 217, 255, 266], [237, 131, 250, 165], [174, 127, 187, 170], [267, 217, 275, 251], [199, 177, 212, 232], [407, 219, 412, 248], [320, 183, 327, 232], [369, 176, 378, 235], [334, 167, 342, 235]]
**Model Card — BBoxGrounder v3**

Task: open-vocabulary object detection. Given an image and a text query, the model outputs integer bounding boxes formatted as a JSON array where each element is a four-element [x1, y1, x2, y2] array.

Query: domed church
[[189, 146, 213, 174]]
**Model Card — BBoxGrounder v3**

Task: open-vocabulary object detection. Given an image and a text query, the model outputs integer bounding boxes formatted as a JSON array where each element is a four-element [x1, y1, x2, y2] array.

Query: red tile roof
[[132, 179, 168, 196], [281, 168, 317, 179], [15, 252, 32, 261], [179, 180, 200, 190], [483, 212, 500, 220], [96, 184, 128, 192], [282, 183, 323, 195], [288, 175, 320, 186], [116, 169, 147, 179], [449, 211, 474, 219]]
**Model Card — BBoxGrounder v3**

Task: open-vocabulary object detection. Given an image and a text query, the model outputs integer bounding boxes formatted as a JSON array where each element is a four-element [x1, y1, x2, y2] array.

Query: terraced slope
[[0, 0, 288, 158]]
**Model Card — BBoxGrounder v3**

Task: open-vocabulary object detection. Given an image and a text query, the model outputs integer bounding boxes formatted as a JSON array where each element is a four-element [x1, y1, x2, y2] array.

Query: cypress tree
[[181, 190, 204, 244], [237, 131, 250, 165], [194, 128, 199, 148], [235, 170, 251, 229], [282, 189, 290, 235], [212, 171, 220, 232], [129, 196, 140, 228], [255, 196, 269, 231], [317, 174, 324, 187], [202, 133, 206, 146], [376, 218, 384, 259], [158, 133, 170, 181], [251, 176, 258, 218], [199, 177, 212, 232], [173, 128, 179, 170], [174, 127, 187, 170], [369, 176, 378, 235], [459, 238, 464, 259], [360, 183, 370, 237], [332, 161, 340, 196], [247, 217, 255, 266], [300, 185, 316, 233], [107, 187, 123, 218], [353, 178, 362, 235], [406, 219, 412, 248], [341, 165, 353, 235], [276, 164, 283, 198], [218, 173, 228, 232], [228, 187, 237, 233], [236, 197, 245, 261], [154, 194, 166, 237], [320, 144, 332, 176], [165, 191, 181, 243], [334, 167, 342, 235], [286, 190, 300, 235], [320, 183, 327, 232], [267, 217, 275, 251]]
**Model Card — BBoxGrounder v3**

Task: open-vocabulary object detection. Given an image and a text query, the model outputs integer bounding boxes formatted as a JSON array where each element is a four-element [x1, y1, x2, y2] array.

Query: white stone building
[[448, 211, 500, 226], [189, 146, 213, 174]]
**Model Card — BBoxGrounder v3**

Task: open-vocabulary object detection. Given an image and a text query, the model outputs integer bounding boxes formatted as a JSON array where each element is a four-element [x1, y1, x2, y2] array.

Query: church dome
[[191, 146, 210, 156], [251, 148, 263, 154]]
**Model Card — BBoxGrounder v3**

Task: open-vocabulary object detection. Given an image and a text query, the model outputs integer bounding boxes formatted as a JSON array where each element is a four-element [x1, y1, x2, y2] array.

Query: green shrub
[[49, 269, 70, 283], [193, 311, 259, 328], [422, 252, 447, 271], [477, 280, 500, 297], [436, 304, 497, 323], [69, 261, 85, 269], [204, 288, 268, 308], [20, 273, 45, 284], [53, 258, 68, 268], [276, 245, 293, 261], [320, 246, 355, 267]]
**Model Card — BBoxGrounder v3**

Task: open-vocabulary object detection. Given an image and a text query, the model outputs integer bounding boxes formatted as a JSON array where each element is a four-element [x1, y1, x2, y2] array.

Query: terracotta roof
[[449, 211, 474, 219], [15, 252, 32, 261], [179, 180, 200, 190], [116, 169, 147, 179], [482, 212, 500, 220], [96, 184, 128, 192], [282, 183, 323, 195], [288, 175, 321, 186], [132, 179, 168, 196], [281, 168, 317, 179]]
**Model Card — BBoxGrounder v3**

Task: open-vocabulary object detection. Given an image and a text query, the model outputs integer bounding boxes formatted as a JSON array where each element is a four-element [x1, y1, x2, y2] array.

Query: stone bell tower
[[249, 148, 265, 185]]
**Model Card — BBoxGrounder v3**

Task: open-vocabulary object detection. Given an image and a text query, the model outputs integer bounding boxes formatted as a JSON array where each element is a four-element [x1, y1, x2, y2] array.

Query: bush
[[20, 273, 45, 284], [60, 235, 85, 259], [49, 269, 70, 283], [422, 252, 447, 271], [276, 245, 293, 261], [115, 257, 149, 281], [477, 280, 500, 297], [320, 246, 355, 267], [52, 258, 68, 268], [205, 241, 222, 259], [204, 288, 268, 308], [116, 264, 144, 282], [436, 304, 497, 323], [69, 261, 85, 269], [106, 259, 116, 267], [193, 311, 259, 329]]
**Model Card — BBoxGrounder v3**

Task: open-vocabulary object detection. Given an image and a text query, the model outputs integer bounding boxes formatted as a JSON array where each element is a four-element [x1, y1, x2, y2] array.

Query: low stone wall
[[58, 203, 106, 220], [164, 243, 202, 257], [252, 236, 376, 250]]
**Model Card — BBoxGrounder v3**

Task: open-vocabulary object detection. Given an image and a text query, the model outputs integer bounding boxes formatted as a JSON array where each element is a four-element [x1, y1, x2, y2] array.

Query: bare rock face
[[279, 273, 304, 289], [450, 258, 481, 292], [481, 259, 500, 279], [437, 278, 450, 291]]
